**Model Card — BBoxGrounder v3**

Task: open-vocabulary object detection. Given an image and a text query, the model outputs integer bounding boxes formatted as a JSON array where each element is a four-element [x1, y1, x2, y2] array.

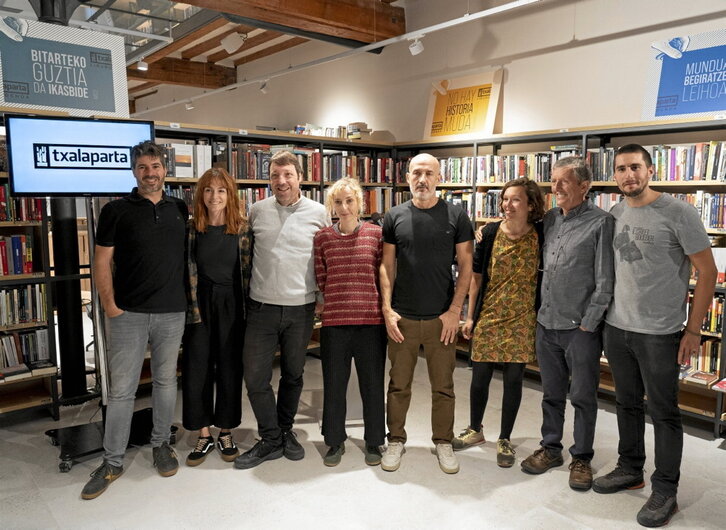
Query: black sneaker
[[217, 432, 240, 462], [152, 442, 179, 477], [81, 462, 124, 500], [364, 445, 383, 466], [323, 444, 345, 467], [282, 430, 305, 461], [637, 492, 678, 527], [186, 436, 214, 467], [593, 465, 645, 494], [234, 439, 284, 469]]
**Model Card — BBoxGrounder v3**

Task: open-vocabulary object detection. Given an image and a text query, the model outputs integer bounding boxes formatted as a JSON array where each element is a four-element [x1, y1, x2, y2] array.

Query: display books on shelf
[[711, 378, 726, 392], [194, 144, 212, 178], [684, 370, 719, 387], [167, 143, 195, 178]]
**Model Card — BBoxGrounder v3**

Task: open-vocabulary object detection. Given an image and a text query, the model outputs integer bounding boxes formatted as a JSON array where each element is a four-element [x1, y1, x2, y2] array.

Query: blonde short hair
[[325, 177, 365, 217]]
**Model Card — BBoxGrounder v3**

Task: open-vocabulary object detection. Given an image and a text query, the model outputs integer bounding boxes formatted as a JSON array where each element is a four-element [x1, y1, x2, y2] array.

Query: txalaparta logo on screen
[[33, 143, 131, 170]]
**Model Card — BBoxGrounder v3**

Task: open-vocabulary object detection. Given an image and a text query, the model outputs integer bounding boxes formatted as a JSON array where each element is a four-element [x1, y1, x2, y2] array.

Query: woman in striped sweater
[[313, 177, 387, 467]]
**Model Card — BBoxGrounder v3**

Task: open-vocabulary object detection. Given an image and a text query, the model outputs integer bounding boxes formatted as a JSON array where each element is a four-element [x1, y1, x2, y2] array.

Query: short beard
[[622, 186, 645, 198]]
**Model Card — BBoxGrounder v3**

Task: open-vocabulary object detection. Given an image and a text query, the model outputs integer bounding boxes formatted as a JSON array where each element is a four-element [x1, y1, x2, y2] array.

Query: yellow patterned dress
[[471, 227, 538, 363]]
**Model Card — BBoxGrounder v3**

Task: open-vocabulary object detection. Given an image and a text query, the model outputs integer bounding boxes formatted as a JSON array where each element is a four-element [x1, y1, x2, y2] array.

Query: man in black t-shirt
[[379, 153, 473, 474], [81, 141, 188, 500]]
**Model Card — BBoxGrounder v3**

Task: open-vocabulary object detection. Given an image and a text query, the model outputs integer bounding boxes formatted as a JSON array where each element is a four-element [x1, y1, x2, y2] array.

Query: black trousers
[[243, 299, 316, 442], [603, 324, 683, 496], [320, 324, 387, 447], [536, 324, 602, 460], [182, 280, 244, 431]]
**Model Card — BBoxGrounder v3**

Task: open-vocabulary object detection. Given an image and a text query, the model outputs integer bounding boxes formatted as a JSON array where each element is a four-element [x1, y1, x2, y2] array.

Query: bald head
[[408, 153, 440, 174], [406, 152, 440, 208]]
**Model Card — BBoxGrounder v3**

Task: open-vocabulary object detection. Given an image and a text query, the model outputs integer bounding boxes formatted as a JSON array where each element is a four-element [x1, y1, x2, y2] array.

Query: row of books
[[395, 150, 580, 185], [390, 140, 726, 186], [686, 292, 725, 334], [0, 185, 44, 222], [0, 329, 52, 382], [158, 142, 213, 179], [587, 142, 726, 182], [438, 190, 473, 217], [0, 284, 46, 327], [0, 233, 35, 276], [218, 143, 396, 183]]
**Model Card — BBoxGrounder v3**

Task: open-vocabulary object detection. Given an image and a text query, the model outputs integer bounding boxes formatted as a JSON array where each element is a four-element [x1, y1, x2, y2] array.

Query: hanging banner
[[424, 69, 502, 140], [0, 16, 128, 117], [643, 29, 726, 120]]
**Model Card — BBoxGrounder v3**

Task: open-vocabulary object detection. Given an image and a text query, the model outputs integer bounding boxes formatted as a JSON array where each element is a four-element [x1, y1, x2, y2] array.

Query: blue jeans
[[242, 299, 316, 442], [103, 311, 185, 467], [603, 323, 682, 496], [536, 324, 602, 460]]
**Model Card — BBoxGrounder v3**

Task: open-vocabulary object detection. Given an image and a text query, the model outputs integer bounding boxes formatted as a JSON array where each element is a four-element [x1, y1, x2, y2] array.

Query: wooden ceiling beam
[[145, 17, 230, 63], [180, 0, 406, 43], [181, 24, 257, 60], [234, 36, 308, 66], [207, 30, 283, 63], [127, 57, 236, 89], [128, 82, 160, 95]]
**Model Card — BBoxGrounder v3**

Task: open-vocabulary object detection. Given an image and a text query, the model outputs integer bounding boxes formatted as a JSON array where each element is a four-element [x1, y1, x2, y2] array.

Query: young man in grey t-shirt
[[593, 144, 716, 528]]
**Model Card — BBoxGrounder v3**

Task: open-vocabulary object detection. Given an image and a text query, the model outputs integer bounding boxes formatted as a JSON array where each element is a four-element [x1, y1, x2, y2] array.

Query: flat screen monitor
[[5, 114, 155, 196]]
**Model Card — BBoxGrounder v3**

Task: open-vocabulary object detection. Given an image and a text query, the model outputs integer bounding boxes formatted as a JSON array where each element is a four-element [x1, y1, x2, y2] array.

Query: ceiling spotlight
[[408, 37, 424, 56], [220, 32, 247, 54], [259, 81, 268, 95], [137, 59, 148, 71], [185, 101, 195, 111]]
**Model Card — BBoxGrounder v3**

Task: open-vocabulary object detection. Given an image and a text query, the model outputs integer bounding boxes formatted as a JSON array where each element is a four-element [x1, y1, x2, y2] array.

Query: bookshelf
[[4, 113, 726, 436], [395, 119, 726, 437], [0, 164, 58, 419]]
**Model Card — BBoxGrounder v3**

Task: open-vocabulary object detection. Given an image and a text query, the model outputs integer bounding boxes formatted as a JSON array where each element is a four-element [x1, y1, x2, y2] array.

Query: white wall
[[133, 0, 726, 142]]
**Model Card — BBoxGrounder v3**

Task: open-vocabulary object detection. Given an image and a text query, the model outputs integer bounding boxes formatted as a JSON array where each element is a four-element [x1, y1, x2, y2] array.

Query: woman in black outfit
[[182, 168, 251, 466]]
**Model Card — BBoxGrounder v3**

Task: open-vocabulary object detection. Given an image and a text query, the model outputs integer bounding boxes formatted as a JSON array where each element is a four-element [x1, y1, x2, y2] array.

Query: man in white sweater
[[235, 151, 329, 470]]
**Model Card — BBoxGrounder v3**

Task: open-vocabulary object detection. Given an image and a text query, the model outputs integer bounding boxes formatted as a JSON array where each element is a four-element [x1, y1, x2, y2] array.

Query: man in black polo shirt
[[82, 141, 188, 500]]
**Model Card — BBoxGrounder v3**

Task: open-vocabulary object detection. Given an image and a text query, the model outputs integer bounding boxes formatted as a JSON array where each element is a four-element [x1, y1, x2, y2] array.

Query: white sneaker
[[436, 443, 459, 474], [381, 442, 405, 472]]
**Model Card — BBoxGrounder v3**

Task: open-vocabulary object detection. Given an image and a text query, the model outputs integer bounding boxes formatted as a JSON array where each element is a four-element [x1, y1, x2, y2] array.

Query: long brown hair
[[193, 168, 246, 234]]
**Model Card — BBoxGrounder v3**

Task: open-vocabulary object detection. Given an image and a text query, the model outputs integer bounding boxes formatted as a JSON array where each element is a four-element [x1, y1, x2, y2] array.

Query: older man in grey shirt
[[520, 157, 614, 491]]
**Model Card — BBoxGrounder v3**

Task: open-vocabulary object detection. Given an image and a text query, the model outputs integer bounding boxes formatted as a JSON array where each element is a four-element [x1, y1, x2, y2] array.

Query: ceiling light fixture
[[220, 32, 248, 54], [408, 37, 424, 56], [137, 58, 148, 71], [185, 101, 195, 111], [432, 81, 447, 95], [259, 81, 268, 94]]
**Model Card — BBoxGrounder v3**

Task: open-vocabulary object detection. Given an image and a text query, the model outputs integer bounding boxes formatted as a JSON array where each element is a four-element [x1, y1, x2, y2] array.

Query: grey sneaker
[[381, 442, 405, 472], [435, 443, 459, 474], [637, 492, 678, 527], [364, 445, 383, 466], [592, 465, 645, 494], [81, 462, 123, 500], [323, 444, 345, 467], [452, 426, 485, 451], [152, 442, 179, 477], [496, 438, 515, 468]]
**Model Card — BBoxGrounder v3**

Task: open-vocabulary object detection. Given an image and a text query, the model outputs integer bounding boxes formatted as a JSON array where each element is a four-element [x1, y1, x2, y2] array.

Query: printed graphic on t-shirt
[[614, 224, 648, 263]]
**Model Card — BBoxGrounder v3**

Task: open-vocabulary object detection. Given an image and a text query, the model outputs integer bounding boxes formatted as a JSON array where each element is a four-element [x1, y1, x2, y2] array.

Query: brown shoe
[[568, 458, 593, 491], [520, 447, 564, 474]]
